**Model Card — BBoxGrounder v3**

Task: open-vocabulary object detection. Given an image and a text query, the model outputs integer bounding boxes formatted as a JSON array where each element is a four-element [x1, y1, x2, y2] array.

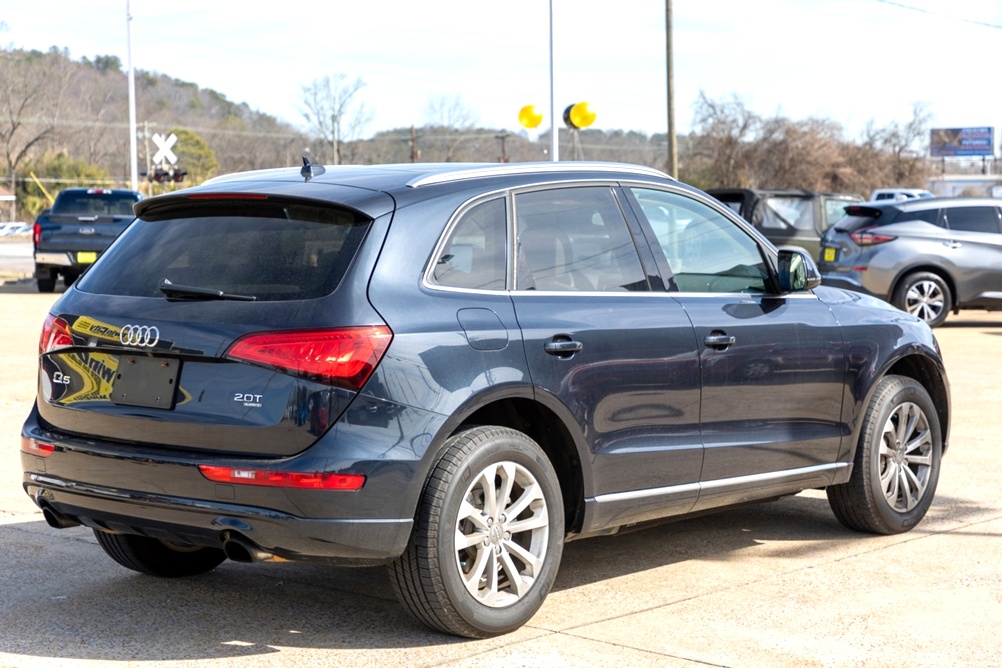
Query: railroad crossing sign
[[151, 133, 178, 165]]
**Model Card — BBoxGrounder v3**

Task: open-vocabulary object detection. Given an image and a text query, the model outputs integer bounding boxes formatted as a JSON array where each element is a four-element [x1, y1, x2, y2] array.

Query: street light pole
[[549, 0, 559, 162]]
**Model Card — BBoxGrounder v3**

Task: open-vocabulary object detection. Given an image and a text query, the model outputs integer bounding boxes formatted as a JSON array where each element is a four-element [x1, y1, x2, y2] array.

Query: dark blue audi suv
[[22, 161, 950, 638]]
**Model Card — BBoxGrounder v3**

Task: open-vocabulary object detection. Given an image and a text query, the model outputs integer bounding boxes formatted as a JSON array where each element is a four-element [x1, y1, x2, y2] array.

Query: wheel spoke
[[460, 542, 493, 599], [494, 462, 517, 519]]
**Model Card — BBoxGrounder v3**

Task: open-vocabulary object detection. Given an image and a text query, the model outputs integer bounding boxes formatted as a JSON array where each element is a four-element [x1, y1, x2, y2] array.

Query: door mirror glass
[[777, 249, 821, 292]]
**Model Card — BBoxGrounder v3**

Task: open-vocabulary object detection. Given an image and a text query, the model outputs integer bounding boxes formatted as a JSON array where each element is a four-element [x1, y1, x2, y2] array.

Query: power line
[[874, 0, 1002, 30]]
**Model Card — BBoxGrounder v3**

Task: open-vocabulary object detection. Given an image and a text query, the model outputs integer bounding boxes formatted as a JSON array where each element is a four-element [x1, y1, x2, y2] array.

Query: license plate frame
[[111, 356, 180, 409]]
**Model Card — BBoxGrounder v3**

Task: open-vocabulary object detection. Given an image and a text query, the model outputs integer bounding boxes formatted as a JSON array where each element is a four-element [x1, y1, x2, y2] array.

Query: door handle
[[703, 333, 736, 350], [543, 339, 583, 357], [943, 241, 962, 249]]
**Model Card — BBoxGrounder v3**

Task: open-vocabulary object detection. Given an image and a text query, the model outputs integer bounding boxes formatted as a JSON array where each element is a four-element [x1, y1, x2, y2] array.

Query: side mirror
[[777, 249, 821, 293]]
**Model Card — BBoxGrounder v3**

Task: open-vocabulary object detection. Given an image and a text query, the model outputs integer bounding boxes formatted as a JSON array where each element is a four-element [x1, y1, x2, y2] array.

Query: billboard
[[930, 127, 994, 157]]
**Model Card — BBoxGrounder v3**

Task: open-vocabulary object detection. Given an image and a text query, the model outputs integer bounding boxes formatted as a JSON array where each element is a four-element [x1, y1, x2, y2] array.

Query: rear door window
[[515, 187, 648, 292], [76, 200, 370, 301], [944, 206, 1001, 234]]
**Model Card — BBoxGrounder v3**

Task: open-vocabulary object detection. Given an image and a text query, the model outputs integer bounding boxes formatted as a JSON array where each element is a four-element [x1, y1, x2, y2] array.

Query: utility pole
[[665, 0, 678, 178], [126, 0, 138, 190], [496, 133, 509, 163], [549, 0, 559, 162]]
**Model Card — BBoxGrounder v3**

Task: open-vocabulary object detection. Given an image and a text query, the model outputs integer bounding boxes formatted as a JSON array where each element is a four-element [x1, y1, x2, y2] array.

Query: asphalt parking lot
[[0, 280, 999, 667]]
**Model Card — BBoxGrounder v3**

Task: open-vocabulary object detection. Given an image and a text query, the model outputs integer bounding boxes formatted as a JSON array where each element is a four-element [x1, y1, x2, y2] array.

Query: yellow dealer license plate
[[77, 252, 98, 264], [823, 247, 836, 262]]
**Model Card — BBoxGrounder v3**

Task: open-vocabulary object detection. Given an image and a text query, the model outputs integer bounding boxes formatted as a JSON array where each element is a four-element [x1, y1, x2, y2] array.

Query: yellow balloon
[[569, 102, 596, 129], [518, 105, 543, 129]]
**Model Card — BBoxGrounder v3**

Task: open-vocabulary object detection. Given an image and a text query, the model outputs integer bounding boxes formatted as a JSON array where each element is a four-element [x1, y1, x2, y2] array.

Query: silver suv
[[818, 198, 1002, 326]]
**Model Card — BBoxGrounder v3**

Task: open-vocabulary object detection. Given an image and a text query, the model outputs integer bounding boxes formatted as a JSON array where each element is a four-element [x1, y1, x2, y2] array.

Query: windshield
[[755, 197, 815, 232]]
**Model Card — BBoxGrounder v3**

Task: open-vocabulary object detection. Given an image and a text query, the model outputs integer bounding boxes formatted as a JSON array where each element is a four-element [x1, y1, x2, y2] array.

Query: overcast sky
[[2, 0, 1001, 142]]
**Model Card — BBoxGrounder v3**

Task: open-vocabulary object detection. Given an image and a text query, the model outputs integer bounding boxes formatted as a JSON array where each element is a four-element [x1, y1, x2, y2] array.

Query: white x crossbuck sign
[[152, 133, 178, 165]]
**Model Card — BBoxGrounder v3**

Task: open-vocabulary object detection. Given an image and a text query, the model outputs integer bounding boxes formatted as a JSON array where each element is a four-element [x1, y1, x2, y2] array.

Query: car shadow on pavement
[[1, 493, 986, 661]]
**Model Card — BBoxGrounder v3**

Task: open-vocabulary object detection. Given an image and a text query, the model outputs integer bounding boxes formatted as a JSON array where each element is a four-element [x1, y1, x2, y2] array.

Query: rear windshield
[[76, 200, 370, 301], [56, 193, 140, 216]]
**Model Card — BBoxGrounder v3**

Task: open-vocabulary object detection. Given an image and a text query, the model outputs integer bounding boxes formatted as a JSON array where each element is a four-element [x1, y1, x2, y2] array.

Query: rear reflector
[[39, 314, 73, 355], [21, 437, 55, 458], [225, 326, 392, 391], [198, 465, 365, 490]]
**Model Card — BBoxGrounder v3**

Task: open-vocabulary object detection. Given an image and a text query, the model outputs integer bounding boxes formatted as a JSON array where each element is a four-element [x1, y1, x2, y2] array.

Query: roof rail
[[407, 162, 672, 188]]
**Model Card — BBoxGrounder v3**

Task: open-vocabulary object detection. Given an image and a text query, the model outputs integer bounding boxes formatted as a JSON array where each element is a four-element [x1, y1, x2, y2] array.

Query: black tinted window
[[58, 193, 139, 216], [431, 198, 506, 290], [945, 206, 1000, 234], [515, 187, 648, 292], [77, 201, 369, 301]]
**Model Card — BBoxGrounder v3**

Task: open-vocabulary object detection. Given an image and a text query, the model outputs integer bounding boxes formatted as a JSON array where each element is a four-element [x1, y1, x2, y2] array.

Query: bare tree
[[0, 49, 71, 218], [299, 74, 370, 165]]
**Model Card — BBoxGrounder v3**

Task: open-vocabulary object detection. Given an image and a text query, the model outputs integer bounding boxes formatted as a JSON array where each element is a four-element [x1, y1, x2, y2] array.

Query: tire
[[37, 276, 56, 293], [892, 272, 951, 327], [93, 530, 226, 577], [389, 426, 564, 638], [827, 376, 942, 535]]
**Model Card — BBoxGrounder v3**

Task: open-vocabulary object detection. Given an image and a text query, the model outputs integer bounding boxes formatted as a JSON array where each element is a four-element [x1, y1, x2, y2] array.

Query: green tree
[[167, 127, 219, 188]]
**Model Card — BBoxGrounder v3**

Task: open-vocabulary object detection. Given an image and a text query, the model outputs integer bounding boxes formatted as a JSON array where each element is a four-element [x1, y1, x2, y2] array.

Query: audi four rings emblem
[[119, 325, 160, 347]]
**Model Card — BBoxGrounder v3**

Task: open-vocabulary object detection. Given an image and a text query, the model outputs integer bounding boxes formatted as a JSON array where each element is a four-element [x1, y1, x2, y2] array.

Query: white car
[[870, 188, 935, 201]]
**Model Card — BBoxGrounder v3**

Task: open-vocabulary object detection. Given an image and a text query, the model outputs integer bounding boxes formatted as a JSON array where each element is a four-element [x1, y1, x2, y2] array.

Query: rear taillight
[[32, 222, 41, 245], [197, 465, 365, 490], [21, 437, 55, 458], [39, 314, 73, 355], [225, 326, 392, 391], [850, 228, 896, 246]]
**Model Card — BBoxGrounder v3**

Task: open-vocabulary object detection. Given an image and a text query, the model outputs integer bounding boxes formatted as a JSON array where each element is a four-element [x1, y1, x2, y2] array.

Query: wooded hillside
[[2, 47, 935, 220]]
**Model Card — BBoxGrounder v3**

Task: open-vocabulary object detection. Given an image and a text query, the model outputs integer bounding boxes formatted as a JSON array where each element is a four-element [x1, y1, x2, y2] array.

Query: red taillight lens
[[225, 326, 392, 391], [850, 228, 896, 246], [21, 437, 55, 458], [39, 314, 73, 355], [197, 465, 365, 490], [33, 222, 41, 245]]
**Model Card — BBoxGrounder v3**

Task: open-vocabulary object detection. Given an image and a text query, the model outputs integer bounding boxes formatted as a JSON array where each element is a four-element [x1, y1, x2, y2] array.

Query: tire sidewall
[[864, 378, 942, 533], [435, 429, 564, 635]]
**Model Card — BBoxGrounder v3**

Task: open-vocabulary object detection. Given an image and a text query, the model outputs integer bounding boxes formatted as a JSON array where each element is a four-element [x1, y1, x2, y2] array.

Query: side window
[[944, 206, 1001, 234], [630, 188, 769, 294], [431, 198, 507, 290], [515, 187, 648, 292]]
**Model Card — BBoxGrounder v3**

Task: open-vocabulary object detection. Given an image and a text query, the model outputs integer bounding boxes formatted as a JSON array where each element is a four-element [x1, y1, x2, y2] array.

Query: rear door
[[509, 185, 703, 524], [626, 187, 846, 510], [941, 205, 1002, 303]]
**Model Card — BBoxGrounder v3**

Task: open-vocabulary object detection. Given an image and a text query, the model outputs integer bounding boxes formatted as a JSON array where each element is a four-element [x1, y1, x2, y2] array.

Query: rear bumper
[[20, 399, 446, 565], [22, 466, 411, 565]]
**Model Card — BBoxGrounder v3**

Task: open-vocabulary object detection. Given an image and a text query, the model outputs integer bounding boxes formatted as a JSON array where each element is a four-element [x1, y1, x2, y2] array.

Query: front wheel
[[389, 426, 564, 638], [893, 272, 951, 327], [94, 530, 227, 577], [827, 376, 942, 534]]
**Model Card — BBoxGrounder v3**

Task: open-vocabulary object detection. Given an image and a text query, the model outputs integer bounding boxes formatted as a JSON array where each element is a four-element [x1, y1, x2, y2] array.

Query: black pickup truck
[[33, 188, 143, 292]]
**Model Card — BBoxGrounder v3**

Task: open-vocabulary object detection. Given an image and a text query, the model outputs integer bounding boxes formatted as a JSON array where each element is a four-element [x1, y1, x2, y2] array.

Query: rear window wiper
[[159, 278, 257, 302]]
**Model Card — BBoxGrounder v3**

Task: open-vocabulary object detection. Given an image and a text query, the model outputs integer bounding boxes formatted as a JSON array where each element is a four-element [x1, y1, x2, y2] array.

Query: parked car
[[870, 188, 935, 201], [819, 197, 1002, 327], [706, 188, 862, 259], [22, 161, 950, 638], [0, 222, 31, 237]]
